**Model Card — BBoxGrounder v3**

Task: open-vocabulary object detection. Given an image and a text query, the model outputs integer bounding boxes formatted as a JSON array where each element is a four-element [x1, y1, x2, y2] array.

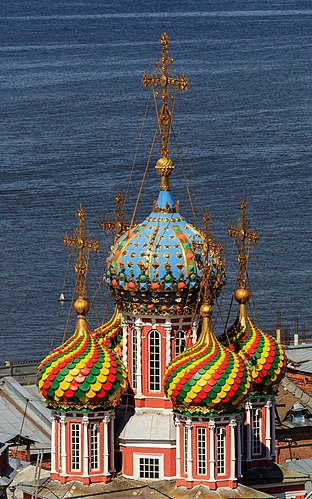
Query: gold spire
[[228, 198, 259, 315], [142, 33, 188, 191], [64, 204, 100, 322], [101, 191, 129, 242]]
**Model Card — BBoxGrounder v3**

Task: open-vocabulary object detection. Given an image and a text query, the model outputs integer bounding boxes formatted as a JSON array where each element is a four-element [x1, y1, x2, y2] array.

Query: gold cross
[[64, 204, 100, 298], [142, 32, 188, 158], [101, 191, 129, 242], [228, 198, 259, 288]]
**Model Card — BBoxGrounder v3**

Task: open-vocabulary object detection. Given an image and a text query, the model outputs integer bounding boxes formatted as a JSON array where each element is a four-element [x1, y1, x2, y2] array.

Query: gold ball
[[200, 303, 213, 317], [234, 288, 250, 304], [74, 297, 89, 316], [155, 156, 174, 176]]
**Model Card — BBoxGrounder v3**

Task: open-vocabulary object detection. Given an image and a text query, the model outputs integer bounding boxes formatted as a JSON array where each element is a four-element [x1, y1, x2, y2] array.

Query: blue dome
[[105, 188, 226, 316]]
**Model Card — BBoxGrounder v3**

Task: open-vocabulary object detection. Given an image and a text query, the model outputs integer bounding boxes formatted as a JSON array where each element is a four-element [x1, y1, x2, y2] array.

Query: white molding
[[119, 441, 176, 449]]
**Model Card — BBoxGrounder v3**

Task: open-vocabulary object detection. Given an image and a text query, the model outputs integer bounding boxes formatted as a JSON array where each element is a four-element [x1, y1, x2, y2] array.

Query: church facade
[[34, 34, 307, 499]]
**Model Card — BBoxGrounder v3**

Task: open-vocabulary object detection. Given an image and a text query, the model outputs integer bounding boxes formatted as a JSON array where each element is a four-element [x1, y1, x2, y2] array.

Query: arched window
[[174, 330, 186, 357], [132, 327, 138, 389], [148, 329, 161, 391]]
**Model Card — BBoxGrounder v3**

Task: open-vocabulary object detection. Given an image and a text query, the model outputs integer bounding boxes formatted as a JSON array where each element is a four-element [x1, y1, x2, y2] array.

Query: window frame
[[148, 329, 161, 392], [132, 326, 138, 389], [216, 427, 226, 475], [70, 422, 81, 471], [196, 426, 207, 475], [252, 408, 262, 455], [133, 453, 164, 480], [90, 422, 100, 471], [174, 330, 186, 357]]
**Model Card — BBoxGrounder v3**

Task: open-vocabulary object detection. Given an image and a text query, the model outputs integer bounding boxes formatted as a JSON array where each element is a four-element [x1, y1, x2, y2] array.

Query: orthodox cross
[[142, 32, 188, 158], [101, 191, 129, 242], [228, 198, 259, 289], [64, 204, 100, 298]]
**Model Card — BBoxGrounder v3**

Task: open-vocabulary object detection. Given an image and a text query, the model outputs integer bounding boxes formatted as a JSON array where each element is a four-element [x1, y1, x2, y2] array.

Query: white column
[[245, 401, 252, 462], [122, 318, 128, 369], [191, 320, 198, 345], [186, 418, 193, 482], [208, 420, 216, 484], [271, 397, 276, 459], [175, 417, 181, 479], [229, 419, 237, 481], [135, 319, 143, 397], [82, 415, 89, 478], [165, 321, 172, 366], [103, 415, 110, 476], [50, 415, 56, 474], [109, 413, 115, 473], [237, 418, 242, 478], [60, 414, 67, 476], [265, 399, 272, 460]]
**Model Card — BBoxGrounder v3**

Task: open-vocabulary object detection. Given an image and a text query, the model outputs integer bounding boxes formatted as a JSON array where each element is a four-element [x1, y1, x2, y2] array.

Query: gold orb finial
[[200, 303, 213, 318], [234, 287, 250, 304], [74, 297, 89, 316]]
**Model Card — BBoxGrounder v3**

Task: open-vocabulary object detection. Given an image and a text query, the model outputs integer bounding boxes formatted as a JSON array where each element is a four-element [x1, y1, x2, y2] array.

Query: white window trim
[[132, 327, 138, 389], [252, 408, 262, 455], [90, 422, 100, 471], [58, 420, 62, 468], [133, 452, 164, 480], [148, 329, 161, 392], [174, 330, 186, 357], [196, 426, 207, 475], [184, 425, 188, 474], [216, 427, 226, 475], [70, 422, 81, 471]]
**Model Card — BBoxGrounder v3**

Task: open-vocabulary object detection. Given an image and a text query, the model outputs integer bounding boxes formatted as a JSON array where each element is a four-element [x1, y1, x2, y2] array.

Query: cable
[[171, 125, 197, 224], [124, 91, 152, 210]]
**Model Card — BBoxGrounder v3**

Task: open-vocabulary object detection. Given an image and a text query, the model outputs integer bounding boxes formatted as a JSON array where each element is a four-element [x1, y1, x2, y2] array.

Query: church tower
[[164, 220, 252, 489], [219, 199, 287, 470], [37, 205, 127, 484], [104, 34, 226, 480]]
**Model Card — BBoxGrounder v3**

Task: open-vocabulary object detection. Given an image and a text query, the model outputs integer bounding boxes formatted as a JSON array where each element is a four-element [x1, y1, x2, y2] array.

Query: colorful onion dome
[[164, 303, 252, 415], [219, 289, 286, 395], [105, 184, 226, 317], [92, 306, 123, 351], [37, 298, 127, 411]]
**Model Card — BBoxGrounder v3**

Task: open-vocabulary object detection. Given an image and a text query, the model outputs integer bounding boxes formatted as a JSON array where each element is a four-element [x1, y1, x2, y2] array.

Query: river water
[[1, 0, 311, 362]]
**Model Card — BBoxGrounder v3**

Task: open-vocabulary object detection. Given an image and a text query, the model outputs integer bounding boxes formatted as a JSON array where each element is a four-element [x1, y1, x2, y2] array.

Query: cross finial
[[64, 204, 100, 299], [228, 198, 259, 289], [142, 32, 188, 159], [101, 191, 129, 242]]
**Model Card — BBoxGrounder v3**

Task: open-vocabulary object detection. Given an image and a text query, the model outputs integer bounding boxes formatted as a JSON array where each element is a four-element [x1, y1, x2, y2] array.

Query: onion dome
[[164, 302, 251, 415], [92, 306, 123, 351], [220, 288, 286, 395], [37, 297, 127, 411], [105, 168, 226, 316], [105, 34, 226, 316]]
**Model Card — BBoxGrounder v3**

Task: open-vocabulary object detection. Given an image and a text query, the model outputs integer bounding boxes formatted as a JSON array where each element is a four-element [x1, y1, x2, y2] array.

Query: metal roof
[[0, 377, 50, 450], [17, 475, 276, 498], [285, 344, 312, 373], [287, 458, 312, 492]]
